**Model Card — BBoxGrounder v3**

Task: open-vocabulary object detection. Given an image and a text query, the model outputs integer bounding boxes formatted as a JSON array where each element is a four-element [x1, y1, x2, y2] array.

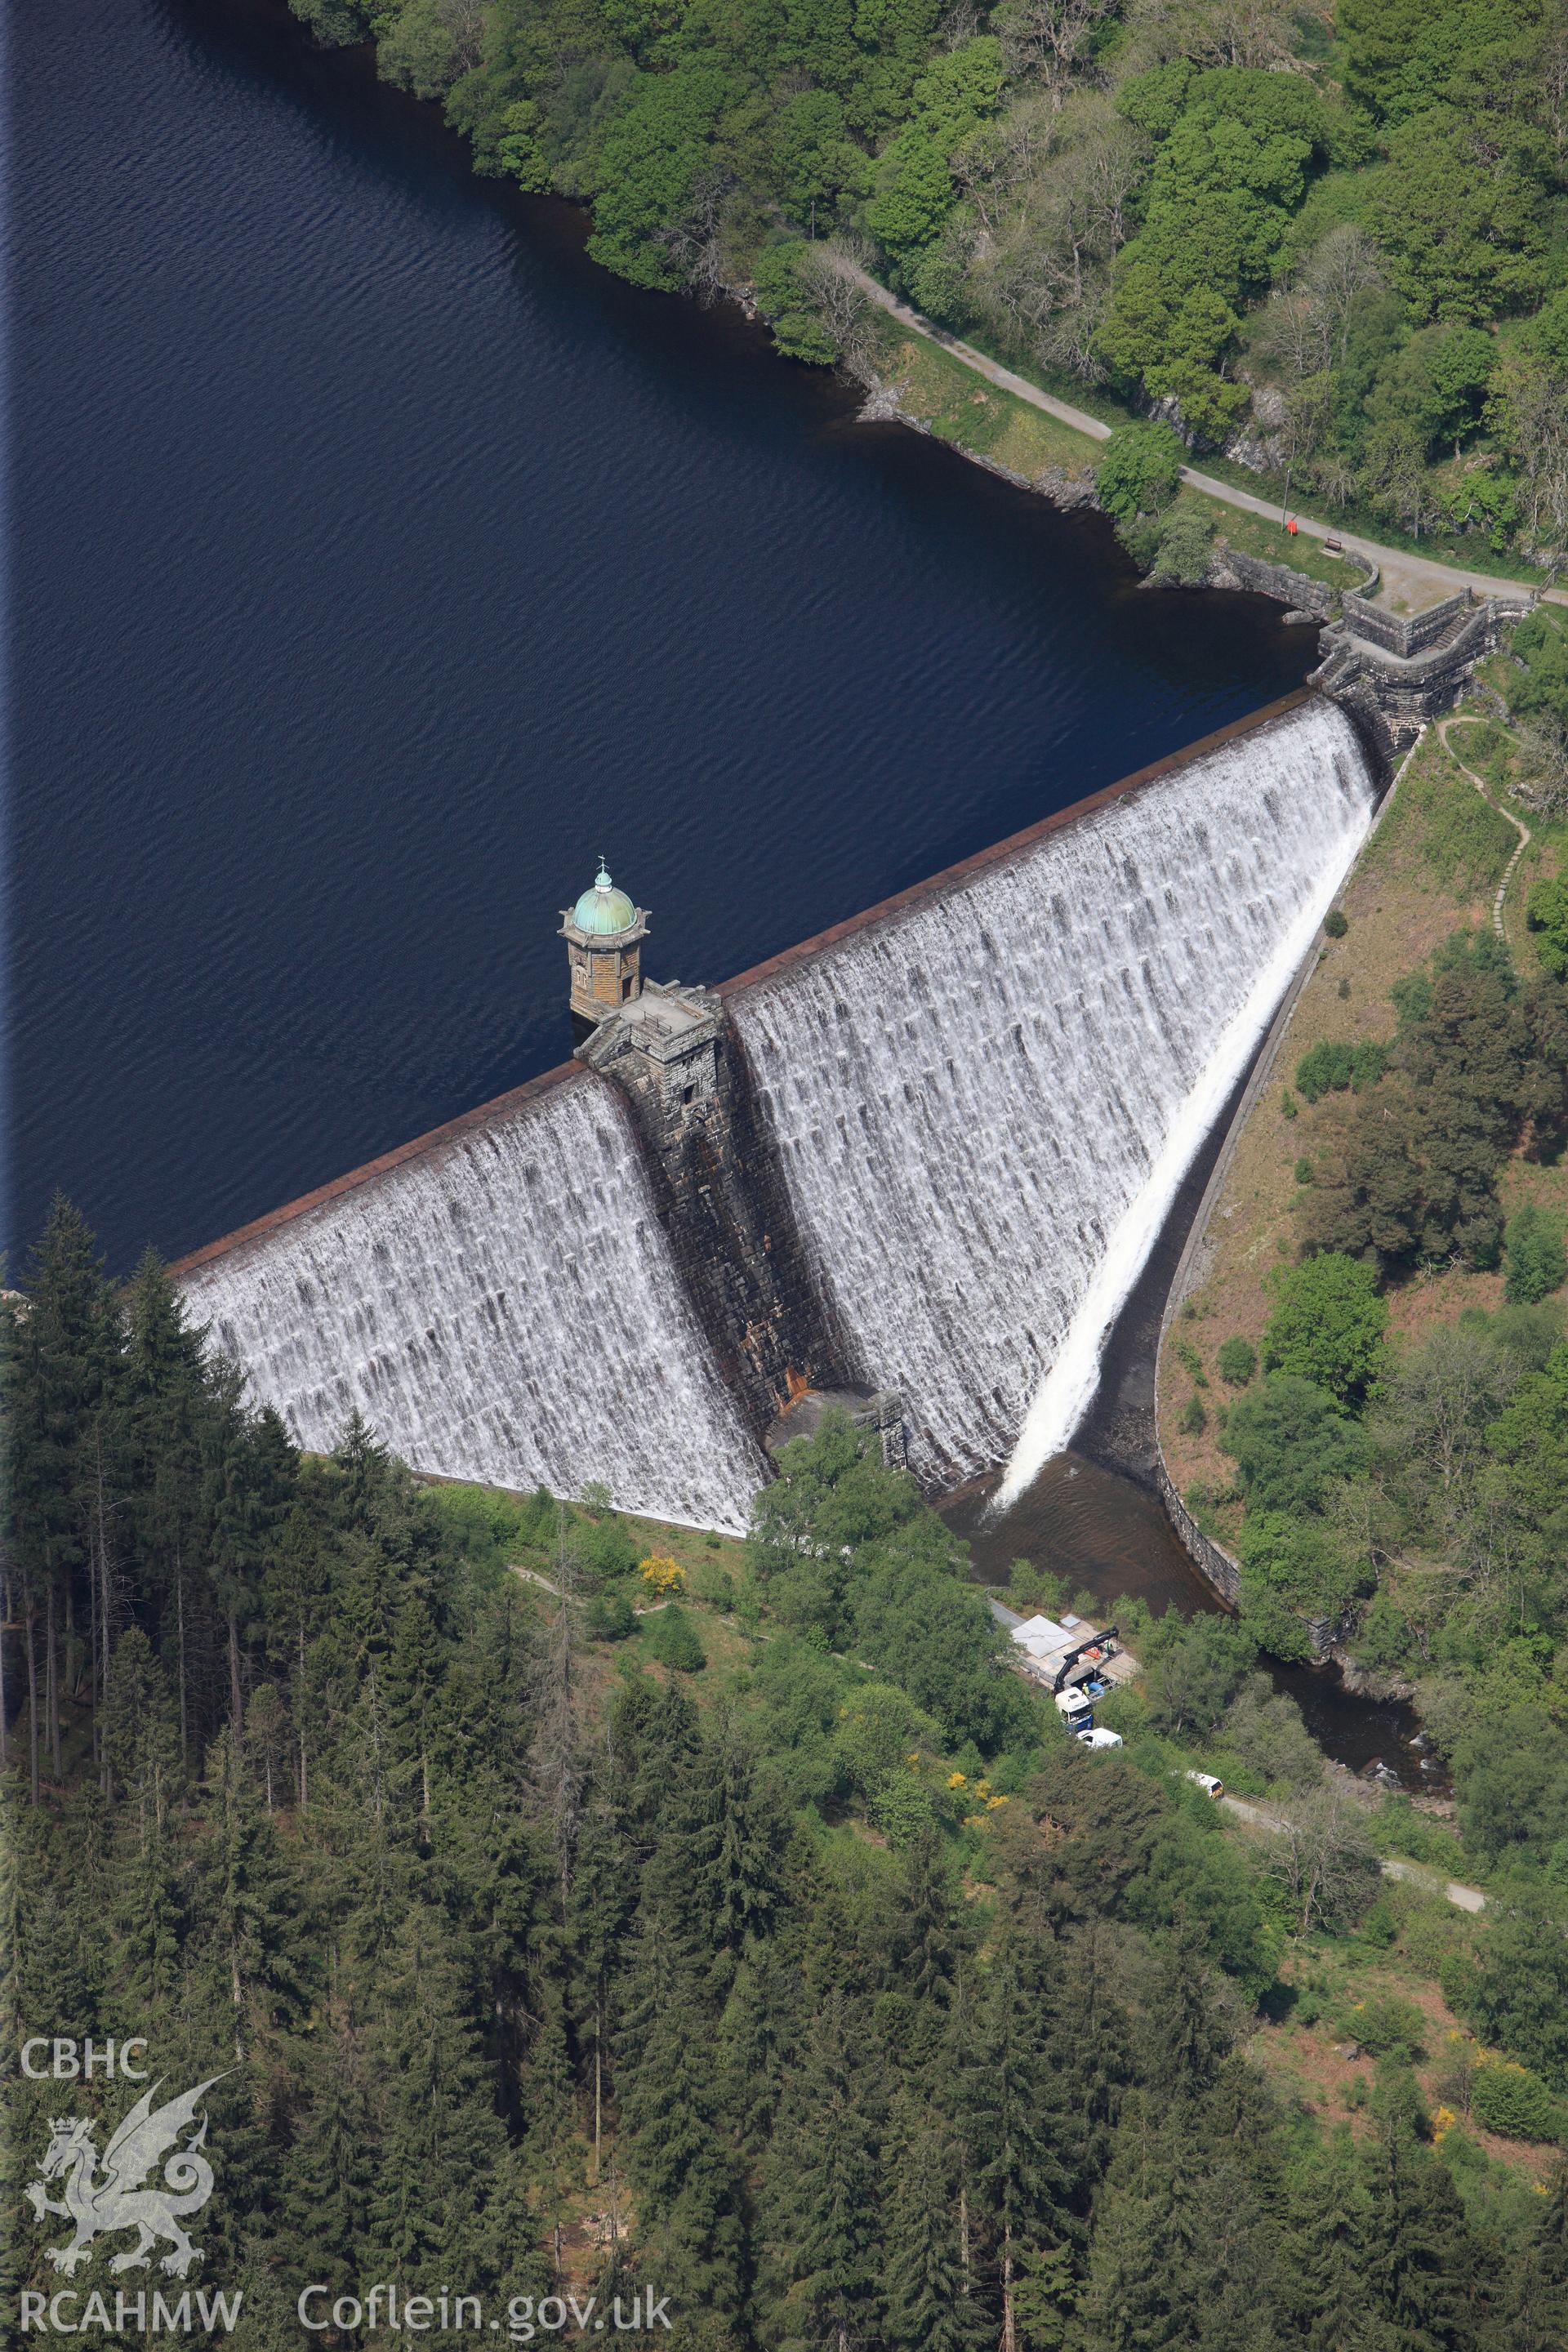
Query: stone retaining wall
[[1157, 1464, 1339, 1660], [1150, 732, 1426, 1664], [1155, 1463, 1241, 1607], [1342, 588, 1471, 657], [1217, 548, 1334, 615]]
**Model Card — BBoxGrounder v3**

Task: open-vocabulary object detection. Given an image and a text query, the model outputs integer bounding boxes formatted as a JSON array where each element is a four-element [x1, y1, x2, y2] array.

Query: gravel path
[[1439, 716, 1532, 938], [849, 269, 1567, 621], [1219, 1793, 1486, 1911]]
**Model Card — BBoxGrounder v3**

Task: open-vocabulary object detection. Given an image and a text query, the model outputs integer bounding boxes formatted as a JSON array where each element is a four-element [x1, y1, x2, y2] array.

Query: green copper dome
[[572, 863, 637, 935]]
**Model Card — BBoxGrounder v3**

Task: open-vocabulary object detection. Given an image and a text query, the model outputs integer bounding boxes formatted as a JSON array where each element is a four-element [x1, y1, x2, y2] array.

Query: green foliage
[[646, 1601, 707, 1670], [1238, 1506, 1362, 1626], [1101, 67, 1339, 438], [12, 1194, 1568, 2336], [750, 1412, 1034, 1753], [1094, 422, 1184, 523], [752, 243, 843, 363], [869, 1767, 935, 1847], [579, 1506, 641, 1579], [865, 38, 1002, 268], [1401, 764, 1521, 895], [1264, 1253, 1389, 1408], [1294, 1155, 1314, 1186], [1304, 929, 1564, 1276], [1178, 1392, 1207, 1435], [587, 1589, 637, 1639], [1341, 1990, 1428, 2060], [1464, 1882, 1568, 2088], [1470, 2057, 1561, 2143], [1224, 1374, 1368, 1512], [1218, 1337, 1257, 1387], [586, 67, 738, 290], [1149, 502, 1215, 584], [1293, 1036, 1388, 1102], [1512, 611, 1568, 724], [1141, 1610, 1257, 1736], [1526, 875, 1568, 982], [1503, 1203, 1568, 1305], [310, 0, 1568, 578], [1324, 907, 1349, 938], [1172, 1335, 1208, 1386], [1371, 110, 1548, 325]]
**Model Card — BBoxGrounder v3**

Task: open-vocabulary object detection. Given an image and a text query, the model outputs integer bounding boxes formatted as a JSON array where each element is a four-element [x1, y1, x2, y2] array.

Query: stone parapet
[[1213, 548, 1336, 615], [1316, 586, 1537, 751], [1341, 588, 1472, 657]]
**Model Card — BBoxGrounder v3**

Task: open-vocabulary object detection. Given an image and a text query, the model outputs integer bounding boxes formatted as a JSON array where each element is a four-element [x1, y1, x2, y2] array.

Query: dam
[[175, 692, 1378, 1530]]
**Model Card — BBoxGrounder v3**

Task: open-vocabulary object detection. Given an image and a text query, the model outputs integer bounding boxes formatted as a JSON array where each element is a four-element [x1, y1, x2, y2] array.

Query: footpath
[[1220, 1794, 1486, 1913], [849, 267, 1568, 621], [1438, 716, 1533, 938]]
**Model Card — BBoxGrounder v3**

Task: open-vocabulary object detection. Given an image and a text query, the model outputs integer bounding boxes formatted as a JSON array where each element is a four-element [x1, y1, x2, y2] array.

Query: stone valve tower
[[559, 862, 649, 1040]]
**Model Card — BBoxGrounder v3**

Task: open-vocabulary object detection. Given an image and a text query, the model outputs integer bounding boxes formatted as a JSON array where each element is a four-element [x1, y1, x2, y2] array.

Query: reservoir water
[[10, 0, 1317, 1276]]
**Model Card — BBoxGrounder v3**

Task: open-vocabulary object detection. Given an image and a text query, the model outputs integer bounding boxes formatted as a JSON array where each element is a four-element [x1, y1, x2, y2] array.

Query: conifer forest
[[5, 1200, 1568, 2350]]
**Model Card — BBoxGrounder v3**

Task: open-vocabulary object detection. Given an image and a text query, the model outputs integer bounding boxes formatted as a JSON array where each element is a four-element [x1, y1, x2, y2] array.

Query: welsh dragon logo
[[24, 2076, 226, 2278]]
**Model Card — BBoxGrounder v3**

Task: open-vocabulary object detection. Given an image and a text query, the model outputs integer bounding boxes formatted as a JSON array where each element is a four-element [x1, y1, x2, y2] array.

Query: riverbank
[[866, 310, 1367, 617], [850, 268, 1568, 624], [1153, 688, 1568, 1695]]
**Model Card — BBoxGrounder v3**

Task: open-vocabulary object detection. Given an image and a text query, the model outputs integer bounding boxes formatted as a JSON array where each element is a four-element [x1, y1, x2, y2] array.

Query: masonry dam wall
[[175, 693, 1378, 1532]]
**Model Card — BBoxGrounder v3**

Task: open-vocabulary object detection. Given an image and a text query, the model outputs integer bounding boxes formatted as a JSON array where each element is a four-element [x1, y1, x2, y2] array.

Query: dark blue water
[[7, 0, 1316, 1275]]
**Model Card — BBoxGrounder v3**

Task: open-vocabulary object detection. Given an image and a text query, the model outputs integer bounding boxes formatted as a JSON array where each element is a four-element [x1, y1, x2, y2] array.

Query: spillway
[[728, 696, 1376, 1491], [177, 1074, 769, 1530], [176, 694, 1377, 1533]]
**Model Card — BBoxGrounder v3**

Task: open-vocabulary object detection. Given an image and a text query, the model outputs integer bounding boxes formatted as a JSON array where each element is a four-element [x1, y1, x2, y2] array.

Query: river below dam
[[14, 0, 1413, 1775]]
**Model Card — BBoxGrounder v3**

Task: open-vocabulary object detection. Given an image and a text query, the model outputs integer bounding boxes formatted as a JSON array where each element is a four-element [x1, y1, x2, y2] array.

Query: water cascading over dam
[[175, 694, 1377, 1531], [176, 1074, 769, 1529], [727, 695, 1375, 1501]]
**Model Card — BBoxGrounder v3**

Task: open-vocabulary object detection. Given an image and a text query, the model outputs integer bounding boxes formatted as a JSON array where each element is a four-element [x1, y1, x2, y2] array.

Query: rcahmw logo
[[16, 2040, 242, 2334]]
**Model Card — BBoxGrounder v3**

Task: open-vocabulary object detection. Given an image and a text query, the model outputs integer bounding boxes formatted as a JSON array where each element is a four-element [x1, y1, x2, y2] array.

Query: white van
[[1184, 1770, 1225, 1800], [1077, 1727, 1124, 1751]]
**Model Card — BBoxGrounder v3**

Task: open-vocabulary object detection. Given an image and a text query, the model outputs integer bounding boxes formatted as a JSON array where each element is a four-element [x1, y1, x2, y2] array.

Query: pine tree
[[368, 1900, 508, 2288], [529, 1509, 586, 1914], [569, 1797, 638, 2187], [283, 2020, 377, 2287], [6, 1198, 123, 1794], [205, 1371, 297, 1733], [899, 1824, 956, 2007], [520, 1998, 580, 2284], [123, 1250, 211, 1769], [1277, 2132, 1377, 2351], [384, 1587, 446, 1833], [883, 2089, 984, 2352], [199, 1726, 310, 2056], [113, 1817, 189, 2023], [100, 1624, 180, 1825], [615, 1903, 747, 2323], [1361, 2106, 1484, 2352], [761, 1986, 881, 2352], [704, 1717, 786, 1989], [964, 1953, 1076, 2352], [1503, 2158, 1568, 2352]]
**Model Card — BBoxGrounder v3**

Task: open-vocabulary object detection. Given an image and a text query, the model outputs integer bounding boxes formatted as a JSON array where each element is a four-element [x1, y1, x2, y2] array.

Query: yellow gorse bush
[[639, 1554, 684, 1593]]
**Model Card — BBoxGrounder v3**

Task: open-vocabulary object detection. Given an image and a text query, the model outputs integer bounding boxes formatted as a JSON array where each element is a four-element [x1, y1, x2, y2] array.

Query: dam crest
[[175, 693, 1378, 1531]]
